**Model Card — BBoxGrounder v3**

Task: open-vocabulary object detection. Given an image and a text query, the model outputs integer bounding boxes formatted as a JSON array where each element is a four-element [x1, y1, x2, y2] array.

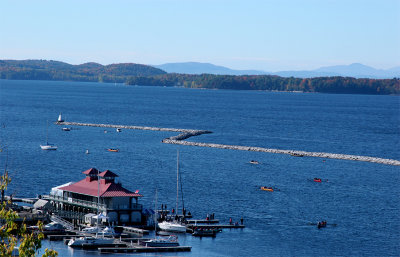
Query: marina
[[1, 80, 399, 257]]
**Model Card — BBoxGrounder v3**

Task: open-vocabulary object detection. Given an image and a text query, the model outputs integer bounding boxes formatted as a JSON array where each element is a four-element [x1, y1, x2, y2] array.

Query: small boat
[[68, 236, 115, 248], [260, 186, 274, 192], [62, 127, 71, 131], [158, 221, 187, 233], [192, 228, 217, 237], [107, 148, 119, 152], [313, 178, 322, 183], [116, 128, 122, 132], [249, 160, 259, 164], [317, 221, 327, 229], [44, 222, 65, 232], [85, 149, 90, 154], [140, 235, 179, 247]]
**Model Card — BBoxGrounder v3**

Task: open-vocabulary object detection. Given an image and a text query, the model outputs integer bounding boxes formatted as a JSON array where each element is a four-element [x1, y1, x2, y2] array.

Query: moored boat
[[249, 160, 259, 164], [67, 236, 115, 248], [260, 186, 274, 192], [107, 148, 119, 152], [192, 228, 217, 237], [140, 235, 179, 247]]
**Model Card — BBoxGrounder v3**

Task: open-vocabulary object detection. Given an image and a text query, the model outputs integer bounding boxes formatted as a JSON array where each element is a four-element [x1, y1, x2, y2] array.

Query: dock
[[186, 219, 219, 224], [56, 121, 400, 166], [98, 246, 191, 253], [186, 224, 245, 229]]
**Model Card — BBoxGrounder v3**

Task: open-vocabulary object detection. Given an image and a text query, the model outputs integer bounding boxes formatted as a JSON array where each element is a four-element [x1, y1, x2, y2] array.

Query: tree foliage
[[0, 60, 166, 83], [126, 73, 400, 95], [0, 173, 57, 257]]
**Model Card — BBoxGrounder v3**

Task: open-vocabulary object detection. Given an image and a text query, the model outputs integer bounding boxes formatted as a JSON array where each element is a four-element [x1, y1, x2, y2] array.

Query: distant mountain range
[[155, 62, 400, 79]]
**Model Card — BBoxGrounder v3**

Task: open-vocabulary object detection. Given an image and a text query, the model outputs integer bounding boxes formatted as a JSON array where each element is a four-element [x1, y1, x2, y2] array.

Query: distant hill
[[155, 62, 400, 79], [0, 59, 166, 82], [154, 62, 268, 75]]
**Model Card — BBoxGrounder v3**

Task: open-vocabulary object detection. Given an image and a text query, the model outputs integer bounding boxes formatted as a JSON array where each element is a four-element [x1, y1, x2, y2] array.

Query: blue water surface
[[0, 79, 399, 256]]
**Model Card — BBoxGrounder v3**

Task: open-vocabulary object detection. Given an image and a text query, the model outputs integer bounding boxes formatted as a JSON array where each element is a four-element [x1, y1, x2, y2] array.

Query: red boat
[[313, 178, 322, 182]]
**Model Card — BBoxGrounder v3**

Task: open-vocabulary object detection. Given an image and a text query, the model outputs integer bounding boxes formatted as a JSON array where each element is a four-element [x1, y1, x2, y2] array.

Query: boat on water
[[313, 178, 322, 182], [85, 149, 90, 154], [40, 121, 57, 150], [107, 148, 119, 152], [57, 113, 64, 123], [260, 186, 274, 192], [141, 235, 179, 247], [82, 226, 117, 236], [68, 236, 114, 247], [250, 160, 259, 164], [192, 228, 217, 237], [142, 190, 181, 247], [158, 150, 187, 233], [62, 127, 71, 131], [158, 220, 187, 232], [317, 221, 327, 229], [44, 222, 65, 232], [116, 128, 122, 132]]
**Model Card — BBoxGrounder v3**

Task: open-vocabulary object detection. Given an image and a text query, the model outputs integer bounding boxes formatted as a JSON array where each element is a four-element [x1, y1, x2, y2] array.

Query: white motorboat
[[67, 236, 114, 247], [40, 144, 58, 150], [158, 221, 186, 233], [116, 128, 122, 132], [44, 222, 65, 231], [141, 235, 179, 247], [81, 226, 101, 234]]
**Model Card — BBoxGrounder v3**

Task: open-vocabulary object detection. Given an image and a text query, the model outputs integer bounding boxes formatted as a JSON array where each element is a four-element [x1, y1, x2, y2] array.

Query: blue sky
[[1, 0, 399, 71]]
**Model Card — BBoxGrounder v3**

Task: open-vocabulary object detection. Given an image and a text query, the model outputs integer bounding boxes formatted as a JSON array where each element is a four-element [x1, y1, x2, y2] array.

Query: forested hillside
[[126, 73, 400, 95], [0, 60, 166, 82]]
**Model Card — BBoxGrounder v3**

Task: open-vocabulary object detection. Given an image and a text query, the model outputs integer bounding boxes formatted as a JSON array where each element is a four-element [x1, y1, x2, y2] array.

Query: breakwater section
[[57, 122, 400, 166], [163, 138, 400, 166]]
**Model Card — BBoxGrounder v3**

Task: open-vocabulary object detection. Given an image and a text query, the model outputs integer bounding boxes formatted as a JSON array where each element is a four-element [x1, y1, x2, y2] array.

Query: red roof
[[99, 170, 118, 177], [60, 176, 142, 198], [82, 168, 99, 175]]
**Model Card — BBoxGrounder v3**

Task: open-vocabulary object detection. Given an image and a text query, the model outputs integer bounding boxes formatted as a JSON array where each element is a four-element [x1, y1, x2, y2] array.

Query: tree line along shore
[[1, 60, 399, 95]]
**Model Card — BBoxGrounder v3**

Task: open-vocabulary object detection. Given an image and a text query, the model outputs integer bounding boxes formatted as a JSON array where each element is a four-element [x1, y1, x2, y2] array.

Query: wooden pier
[[56, 121, 400, 166]]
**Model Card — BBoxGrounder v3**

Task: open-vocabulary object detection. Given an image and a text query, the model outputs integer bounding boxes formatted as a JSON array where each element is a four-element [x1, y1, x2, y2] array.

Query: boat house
[[45, 168, 143, 225]]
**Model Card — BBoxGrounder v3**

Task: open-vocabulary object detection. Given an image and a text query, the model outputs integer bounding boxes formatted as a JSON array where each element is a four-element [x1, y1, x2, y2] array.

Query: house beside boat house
[[45, 168, 143, 225]]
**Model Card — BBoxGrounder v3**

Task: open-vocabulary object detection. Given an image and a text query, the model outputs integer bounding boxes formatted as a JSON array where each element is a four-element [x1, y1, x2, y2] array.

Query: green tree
[[0, 172, 58, 257]]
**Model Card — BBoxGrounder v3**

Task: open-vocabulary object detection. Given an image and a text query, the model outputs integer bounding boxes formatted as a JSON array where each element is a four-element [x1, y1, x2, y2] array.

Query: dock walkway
[[56, 121, 400, 166]]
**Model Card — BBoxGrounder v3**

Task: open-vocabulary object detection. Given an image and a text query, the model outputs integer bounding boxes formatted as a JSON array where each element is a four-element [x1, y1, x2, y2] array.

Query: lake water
[[0, 79, 399, 256]]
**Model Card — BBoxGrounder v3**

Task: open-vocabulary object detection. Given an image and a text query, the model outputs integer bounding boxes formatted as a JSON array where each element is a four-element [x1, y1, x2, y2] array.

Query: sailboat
[[68, 170, 114, 247], [158, 150, 187, 233], [141, 189, 180, 247], [57, 113, 64, 122], [40, 121, 57, 150]]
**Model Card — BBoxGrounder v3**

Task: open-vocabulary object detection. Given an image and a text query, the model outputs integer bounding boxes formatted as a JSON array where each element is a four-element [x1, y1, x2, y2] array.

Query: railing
[[113, 203, 142, 210], [44, 195, 106, 211]]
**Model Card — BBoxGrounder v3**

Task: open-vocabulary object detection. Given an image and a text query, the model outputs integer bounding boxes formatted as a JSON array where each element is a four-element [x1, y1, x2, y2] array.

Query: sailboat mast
[[154, 189, 158, 239], [46, 120, 49, 144], [176, 149, 179, 215], [97, 170, 100, 228]]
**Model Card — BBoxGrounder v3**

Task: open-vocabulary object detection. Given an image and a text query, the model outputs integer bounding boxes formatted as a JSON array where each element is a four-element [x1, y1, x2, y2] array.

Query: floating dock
[[56, 121, 400, 166], [186, 219, 219, 224]]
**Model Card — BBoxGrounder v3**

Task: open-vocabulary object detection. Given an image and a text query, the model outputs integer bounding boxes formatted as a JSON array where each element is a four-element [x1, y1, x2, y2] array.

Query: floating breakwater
[[57, 121, 400, 166]]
